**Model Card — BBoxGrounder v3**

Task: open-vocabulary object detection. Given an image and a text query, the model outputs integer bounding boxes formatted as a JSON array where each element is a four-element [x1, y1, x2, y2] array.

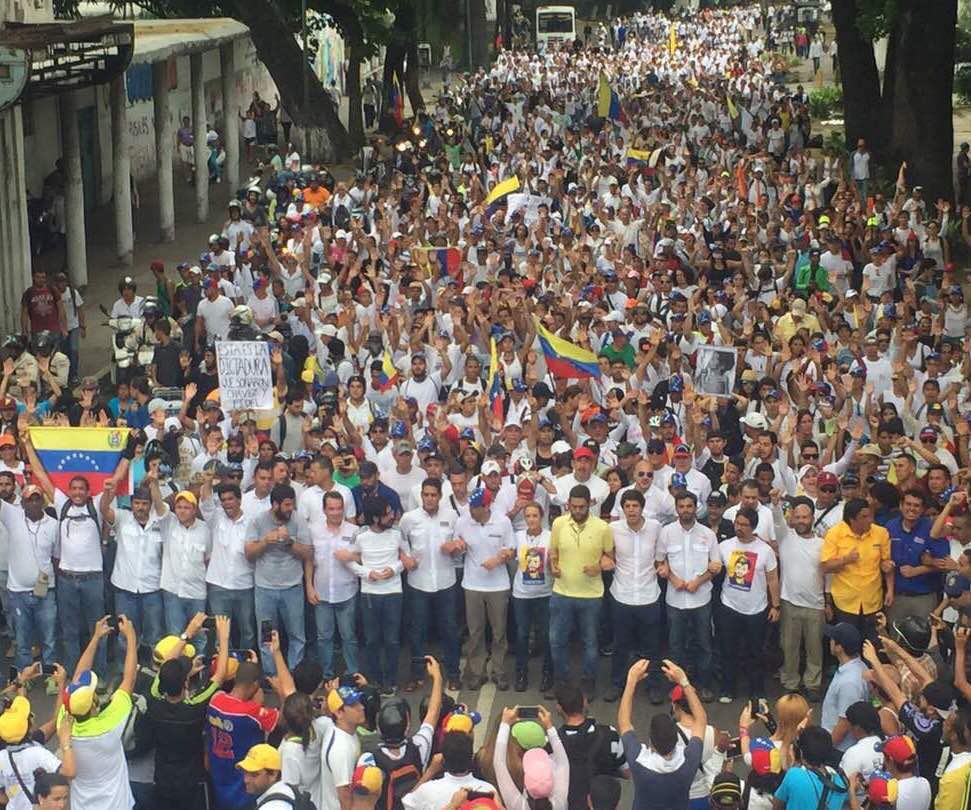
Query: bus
[[535, 5, 576, 51]]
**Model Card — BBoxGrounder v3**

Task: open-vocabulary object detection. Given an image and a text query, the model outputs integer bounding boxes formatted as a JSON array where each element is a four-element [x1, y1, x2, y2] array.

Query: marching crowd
[[1, 3, 971, 809]]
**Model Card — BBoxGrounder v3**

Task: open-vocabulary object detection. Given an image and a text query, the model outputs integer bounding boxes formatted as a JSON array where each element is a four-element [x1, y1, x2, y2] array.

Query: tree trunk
[[468, 0, 488, 68], [230, 0, 352, 159], [346, 41, 366, 148], [884, 0, 957, 203], [830, 0, 883, 152], [380, 38, 407, 133], [404, 37, 424, 114]]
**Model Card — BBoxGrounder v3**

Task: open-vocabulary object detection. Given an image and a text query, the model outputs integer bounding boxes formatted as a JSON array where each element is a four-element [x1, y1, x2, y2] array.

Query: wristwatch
[[179, 632, 189, 642], [679, 677, 690, 689]]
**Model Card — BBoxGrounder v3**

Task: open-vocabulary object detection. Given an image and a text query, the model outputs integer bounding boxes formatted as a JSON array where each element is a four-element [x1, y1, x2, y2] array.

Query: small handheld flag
[[484, 176, 521, 213], [375, 350, 399, 392], [534, 319, 600, 380], [596, 72, 626, 123], [428, 247, 463, 285]]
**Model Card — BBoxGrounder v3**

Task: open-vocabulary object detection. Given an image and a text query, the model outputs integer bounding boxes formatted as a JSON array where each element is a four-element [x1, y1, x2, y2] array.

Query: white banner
[[505, 193, 553, 226], [215, 341, 274, 411]]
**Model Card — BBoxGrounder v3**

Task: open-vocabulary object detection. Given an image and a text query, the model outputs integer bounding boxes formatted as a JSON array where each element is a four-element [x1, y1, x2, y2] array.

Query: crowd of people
[[3, 2, 971, 809]]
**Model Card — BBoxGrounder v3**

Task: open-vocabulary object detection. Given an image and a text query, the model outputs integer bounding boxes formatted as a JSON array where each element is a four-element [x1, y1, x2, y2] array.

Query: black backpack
[[58, 496, 104, 542], [256, 783, 316, 810], [372, 741, 423, 810]]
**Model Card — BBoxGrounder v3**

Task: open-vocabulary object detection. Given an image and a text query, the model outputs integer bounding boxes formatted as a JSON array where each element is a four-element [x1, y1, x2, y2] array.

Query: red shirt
[[21, 284, 60, 333]]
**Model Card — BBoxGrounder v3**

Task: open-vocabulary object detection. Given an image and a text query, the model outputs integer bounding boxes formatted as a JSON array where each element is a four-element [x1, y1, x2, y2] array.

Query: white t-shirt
[[0, 502, 58, 592], [719, 537, 777, 615], [776, 523, 824, 610], [0, 743, 62, 810], [65, 690, 134, 810], [318, 726, 360, 810], [196, 295, 235, 341], [53, 491, 104, 573], [840, 735, 884, 806], [280, 716, 334, 810], [895, 776, 932, 810], [402, 772, 496, 810], [512, 529, 553, 599]]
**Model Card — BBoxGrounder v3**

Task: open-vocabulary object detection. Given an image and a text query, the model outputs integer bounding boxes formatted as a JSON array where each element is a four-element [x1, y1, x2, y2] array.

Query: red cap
[[816, 471, 838, 488], [881, 735, 917, 765], [150, 260, 164, 272], [573, 447, 595, 461], [0, 434, 15, 447]]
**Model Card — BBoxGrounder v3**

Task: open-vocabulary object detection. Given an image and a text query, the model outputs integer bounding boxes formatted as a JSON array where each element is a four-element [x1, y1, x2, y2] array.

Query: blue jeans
[[255, 584, 305, 675], [61, 328, 80, 382], [512, 596, 552, 675], [9, 589, 57, 670], [163, 591, 206, 638], [408, 585, 460, 680], [207, 585, 256, 652], [114, 589, 163, 652], [610, 596, 663, 688], [549, 593, 601, 681], [57, 573, 107, 674], [361, 592, 402, 687], [314, 596, 360, 678], [668, 602, 713, 690]]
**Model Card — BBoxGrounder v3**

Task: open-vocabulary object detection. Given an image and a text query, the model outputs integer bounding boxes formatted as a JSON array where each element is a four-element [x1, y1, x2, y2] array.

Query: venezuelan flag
[[29, 426, 130, 495], [487, 338, 504, 422], [626, 148, 652, 167], [390, 71, 404, 127], [375, 350, 399, 392], [484, 175, 520, 215], [596, 72, 626, 123], [429, 247, 463, 284], [535, 320, 599, 380]]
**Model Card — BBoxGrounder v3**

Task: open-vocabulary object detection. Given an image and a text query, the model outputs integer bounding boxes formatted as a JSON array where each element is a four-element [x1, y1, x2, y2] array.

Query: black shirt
[[152, 342, 184, 388], [559, 719, 626, 810], [139, 680, 218, 786]]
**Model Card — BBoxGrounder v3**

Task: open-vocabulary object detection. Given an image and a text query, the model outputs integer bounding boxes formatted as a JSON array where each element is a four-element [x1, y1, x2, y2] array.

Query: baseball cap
[[153, 635, 196, 665], [749, 737, 782, 775], [616, 441, 639, 458], [352, 754, 385, 796], [878, 734, 917, 766], [817, 471, 838, 488], [327, 685, 364, 714], [573, 447, 595, 461], [0, 434, 15, 448], [175, 490, 197, 507], [709, 772, 743, 807], [511, 720, 547, 750], [707, 491, 727, 507], [394, 440, 415, 456], [841, 472, 861, 486], [867, 770, 898, 806], [64, 670, 99, 716], [672, 444, 691, 457], [468, 487, 493, 509], [21, 484, 43, 500], [481, 459, 502, 476], [919, 426, 938, 441], [922, 681, 957, 719], [0, 696, 30, 743], [741, 413, 767, 430], [523, 748, 554, 800], [236, 743, 282, 773], [823, 622, 862, 655], [147, 398, 167, 414]]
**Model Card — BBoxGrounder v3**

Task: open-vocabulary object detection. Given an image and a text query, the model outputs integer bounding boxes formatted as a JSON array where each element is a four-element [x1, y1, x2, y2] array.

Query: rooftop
[[129, 17, 249, 64]]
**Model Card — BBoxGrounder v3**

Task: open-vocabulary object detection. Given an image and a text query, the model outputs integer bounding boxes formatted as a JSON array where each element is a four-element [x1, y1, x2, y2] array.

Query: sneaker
[[495, 673, 510, 691], [718, 694, 734, 704], [699, 688, 715, 704], [540, 670, 553, 694], [602, 686, 622, 703], [515, 671, 528, 692], [598, 645, 613, 657], [380, 684, 397, 697]]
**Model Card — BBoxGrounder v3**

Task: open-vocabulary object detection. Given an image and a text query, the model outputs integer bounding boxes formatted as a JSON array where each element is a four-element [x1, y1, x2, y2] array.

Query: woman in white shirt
[[511, 503, 553, 692], [279, 693, 334, 810], [493, 706, 569, 810]]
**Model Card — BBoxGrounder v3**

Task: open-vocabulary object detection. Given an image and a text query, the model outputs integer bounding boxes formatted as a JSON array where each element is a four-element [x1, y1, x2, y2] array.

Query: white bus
[[535, 5, 576, 51]]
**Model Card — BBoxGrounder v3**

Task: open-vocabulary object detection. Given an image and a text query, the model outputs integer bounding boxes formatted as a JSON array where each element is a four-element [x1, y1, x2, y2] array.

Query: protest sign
[[215, 341, 274, 411]]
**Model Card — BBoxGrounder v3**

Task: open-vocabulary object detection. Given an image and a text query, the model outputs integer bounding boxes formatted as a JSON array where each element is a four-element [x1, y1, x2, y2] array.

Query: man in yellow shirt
[[772, 297, 821, 344], [821, 498, 893, 642], [937, 707, 971, 810], [549, 483, 614, 694]]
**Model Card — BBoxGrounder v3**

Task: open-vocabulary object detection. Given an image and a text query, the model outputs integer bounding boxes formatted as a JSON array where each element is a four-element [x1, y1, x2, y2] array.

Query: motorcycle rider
[[111, 276, 145, 318], [31, 330, 70, 391], [135, 297, 183, 348]]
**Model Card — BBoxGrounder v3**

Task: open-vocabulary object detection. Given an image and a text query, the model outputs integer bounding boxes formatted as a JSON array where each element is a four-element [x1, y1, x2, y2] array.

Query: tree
[[832, 0, 957, 202]]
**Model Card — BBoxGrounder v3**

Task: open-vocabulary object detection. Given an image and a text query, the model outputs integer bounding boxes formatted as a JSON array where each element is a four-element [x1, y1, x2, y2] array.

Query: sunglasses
[[819, 486, 838, 494], [802, 453, 819, 460], [637, 471, 654, 478]]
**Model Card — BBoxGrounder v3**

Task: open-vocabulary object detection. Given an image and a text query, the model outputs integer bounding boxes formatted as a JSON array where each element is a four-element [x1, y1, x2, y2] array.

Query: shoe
[[699, 688, 715, 704], [380, 684, 397, 697], [580, 678, 596, 700], [599, 645, 613, 657], [495, 674, 510, 691], [446, 677, 462, 692], [804, 687, 822, 703], [718, 694, 734, 704], [544, 679, 560, 700], [465, 673, 485, 690], [647, 687, 666, 705], [515, 671, 528, 692], [602, 686, 622, 703], [540, 670, 553, 694]]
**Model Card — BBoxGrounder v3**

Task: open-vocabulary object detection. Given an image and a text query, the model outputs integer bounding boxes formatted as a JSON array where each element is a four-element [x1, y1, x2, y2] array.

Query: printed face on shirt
[[727, 549, 756, 590]]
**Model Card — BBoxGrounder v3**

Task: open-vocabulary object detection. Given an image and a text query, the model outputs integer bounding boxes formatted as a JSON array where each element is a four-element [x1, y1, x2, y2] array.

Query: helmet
[[142, 297, 161, 318], [118, 276, 136, 293], [230, 305, 254, 326], [32, 330, 57, 355], [377, 697, 410, 746], [892, 615, 931, 655]]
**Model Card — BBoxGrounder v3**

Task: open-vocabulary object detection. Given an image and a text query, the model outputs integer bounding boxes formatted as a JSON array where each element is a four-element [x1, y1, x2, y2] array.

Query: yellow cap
[[153, 635, 196, 665], [301, 369, 315, 384], [175, 490, 198, 507], [236, 743, 282, 772], [0, 696, 30, 743]]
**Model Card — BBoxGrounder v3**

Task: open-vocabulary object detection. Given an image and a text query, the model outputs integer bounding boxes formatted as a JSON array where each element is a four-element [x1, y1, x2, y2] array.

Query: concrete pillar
[[59, 91, 88, 286], [220, 42, 240, 191], [109, 75, 133, 267], [190, 52, 209, 223], [0, 105, 32, 336], [152, 62, 175, 242]]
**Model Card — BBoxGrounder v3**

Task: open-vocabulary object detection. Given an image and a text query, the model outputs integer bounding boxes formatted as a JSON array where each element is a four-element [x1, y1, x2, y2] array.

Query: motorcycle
[[27, 197, 58, 257], [99, 305, 155, 383]]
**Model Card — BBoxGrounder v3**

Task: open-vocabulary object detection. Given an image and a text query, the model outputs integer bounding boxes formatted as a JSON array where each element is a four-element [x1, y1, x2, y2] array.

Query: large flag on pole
[[534, 320, 600, 379], [390, 71, 404, 126], [29, 426, 130, 495], [596, 72, 626, 123]]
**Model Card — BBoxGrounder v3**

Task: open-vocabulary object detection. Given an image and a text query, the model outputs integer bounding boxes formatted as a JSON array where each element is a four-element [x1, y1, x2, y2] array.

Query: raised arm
[[73, 617, 111, 682], [20, 430, 55, 502], [618, 658, 648, 735]]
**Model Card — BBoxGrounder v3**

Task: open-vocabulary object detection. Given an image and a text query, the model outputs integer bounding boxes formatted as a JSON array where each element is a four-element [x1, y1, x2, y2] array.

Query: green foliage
[[855, 0, 902, 39], [956, 63, 971, 104], [957, 24, 971, 61], [809, 85, 843, 119], [823, 129, 847, 155]]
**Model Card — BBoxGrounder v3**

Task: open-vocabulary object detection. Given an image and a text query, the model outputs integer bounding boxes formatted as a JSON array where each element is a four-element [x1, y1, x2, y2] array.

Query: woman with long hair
[[740, 692, 811, 770], [31, 770, 70, 810], [278, 692, 333, 810]]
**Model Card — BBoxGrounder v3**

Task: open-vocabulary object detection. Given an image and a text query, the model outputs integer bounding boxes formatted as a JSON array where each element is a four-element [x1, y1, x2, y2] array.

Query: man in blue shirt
[[820, 623, 868, 752], [887, 489, 948, 625], [352, 460, 403, 526]]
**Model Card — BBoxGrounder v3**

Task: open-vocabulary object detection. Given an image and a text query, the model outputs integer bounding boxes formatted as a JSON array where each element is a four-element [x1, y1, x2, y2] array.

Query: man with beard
[[245, 484, 312, 674]]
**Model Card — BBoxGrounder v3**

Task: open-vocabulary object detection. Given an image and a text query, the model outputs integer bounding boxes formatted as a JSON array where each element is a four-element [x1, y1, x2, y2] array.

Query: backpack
[[58, 496, 104, 543], [256, 783, 316, 810], [372, 741, 423, 810]]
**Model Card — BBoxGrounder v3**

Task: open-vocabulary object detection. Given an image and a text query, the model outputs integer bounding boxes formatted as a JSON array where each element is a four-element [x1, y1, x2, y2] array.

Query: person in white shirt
[[771, 494, 825, 701], [195, 282, 235, 348], [510, 502, 553, 694], [298, 457, 356, 525], [609, 461, 676, 525], [402, 730, 495, 810], [318, 685, 366, 810], [349, 495, 409, 694], [200, 479, 257, 651], [717, 505, 779, 703], [874, 733, 931, 810], [382, 440, 427, 498], [658, 491, 721, 702], [305, 490, 361, 678], [552, 448, 610, 510], [399, 478, 462, 690], [101, 475, 167, 650], [158, 490, 211, 637], [0, 486, 58, 673], [455, 487, 515, 690], [604, 488, 665, 704], [839, 701, 886, 807]]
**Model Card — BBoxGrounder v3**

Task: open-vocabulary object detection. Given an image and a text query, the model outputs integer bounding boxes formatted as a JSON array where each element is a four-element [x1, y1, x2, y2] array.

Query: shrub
[[808, 85, 843, 120], [955, 64, 971, 104]]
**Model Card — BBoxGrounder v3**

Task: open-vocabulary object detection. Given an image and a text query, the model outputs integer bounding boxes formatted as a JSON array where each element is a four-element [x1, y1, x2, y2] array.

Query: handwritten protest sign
[[215, 341, 274, 411]]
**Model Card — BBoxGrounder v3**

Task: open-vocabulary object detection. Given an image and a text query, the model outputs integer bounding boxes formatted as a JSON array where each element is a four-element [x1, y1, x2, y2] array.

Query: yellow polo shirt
[[550, 514, 614, 599], [821, 521, 891, 614]]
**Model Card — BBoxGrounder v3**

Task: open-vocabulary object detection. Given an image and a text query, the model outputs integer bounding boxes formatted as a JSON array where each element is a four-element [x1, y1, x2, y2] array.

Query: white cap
[[741, 413, 767, 430], [319, 324, 338, 337], [481, 459, 503, 475], [335, 230, 349, 240], [550, 440, 572, 455]]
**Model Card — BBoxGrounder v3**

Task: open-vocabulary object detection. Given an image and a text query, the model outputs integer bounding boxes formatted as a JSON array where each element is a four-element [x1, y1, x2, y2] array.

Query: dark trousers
[[512, 595, 552, 674], [361, 592, 402, 686], [720, 604, 768, 699], [668, 603, 713, 690], [408, 584, 460, 680], [610, 596, 663, 688], [833, 606, 881, 647]]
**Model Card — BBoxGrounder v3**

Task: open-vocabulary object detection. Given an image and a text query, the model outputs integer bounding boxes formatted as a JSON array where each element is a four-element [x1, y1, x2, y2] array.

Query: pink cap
[[523, 749, 553, 799]]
